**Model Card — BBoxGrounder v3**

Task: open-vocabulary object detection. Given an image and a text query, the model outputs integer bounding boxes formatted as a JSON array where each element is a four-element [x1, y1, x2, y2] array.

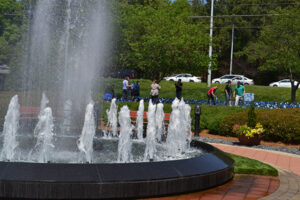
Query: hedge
[[219, 108, 300, 144]]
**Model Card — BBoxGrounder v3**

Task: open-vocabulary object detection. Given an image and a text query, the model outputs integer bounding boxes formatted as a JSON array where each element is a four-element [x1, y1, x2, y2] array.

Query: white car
[[269, 79, 298, 88], [231, 76, 254, 85], [0, 65, 10, 74], [212, 74, 242, 84], [164, 74, 201, 82]]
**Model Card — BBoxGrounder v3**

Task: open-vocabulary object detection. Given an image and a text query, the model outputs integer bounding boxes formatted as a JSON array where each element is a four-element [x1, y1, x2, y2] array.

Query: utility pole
[[207, 0, 214, 87], [230, 23, 234, 75]]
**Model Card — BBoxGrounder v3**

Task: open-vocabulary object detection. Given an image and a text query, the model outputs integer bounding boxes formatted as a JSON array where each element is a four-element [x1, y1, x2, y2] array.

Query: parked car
[[212, 74, 241, 84], [0, 65, 10, 74], [269, 79, 299, 88], [231, 76, 254, 85], [163, 74, 201, 82]]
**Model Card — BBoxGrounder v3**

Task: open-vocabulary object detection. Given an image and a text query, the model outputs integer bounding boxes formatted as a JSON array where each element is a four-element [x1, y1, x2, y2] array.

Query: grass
[[229, 153, 278, 176], [1, 77, 298, 132], [101, 78, 300, 103]]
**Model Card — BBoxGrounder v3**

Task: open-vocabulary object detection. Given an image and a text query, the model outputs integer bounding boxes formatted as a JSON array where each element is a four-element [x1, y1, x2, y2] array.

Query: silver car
[[231, 76, 254, 85], [212, 74, 241, 84], [164, 74, 201, 82]]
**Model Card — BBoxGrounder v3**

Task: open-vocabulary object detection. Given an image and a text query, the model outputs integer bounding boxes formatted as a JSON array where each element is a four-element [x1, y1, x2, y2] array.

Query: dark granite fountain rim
[[0, 140, 234, 199]]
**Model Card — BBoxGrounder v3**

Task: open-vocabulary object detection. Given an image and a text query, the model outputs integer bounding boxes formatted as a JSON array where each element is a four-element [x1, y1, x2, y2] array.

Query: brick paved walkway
[[212, 143, 300, 200], [261, 169, 300, 200], [141, 174, 279, 200]]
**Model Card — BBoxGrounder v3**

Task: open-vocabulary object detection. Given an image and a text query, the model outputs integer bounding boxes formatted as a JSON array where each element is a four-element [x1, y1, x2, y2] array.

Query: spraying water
[[166, 98, 190, 156], [32, 107, 55, 163], [144, 101, 157, 161], [34, 92, 49, 136], [184, 103, 192, 146], [39, 92, 49, 116], [0, 95, 20, 161], [155, 103, 165, 142], [106, 98, 118, 137], [61, 100, 72, 134], [77, 102, 96, 163], [136, 99, 144, 140], [117, 106, 133, 163], [24, 0, 111, 128]]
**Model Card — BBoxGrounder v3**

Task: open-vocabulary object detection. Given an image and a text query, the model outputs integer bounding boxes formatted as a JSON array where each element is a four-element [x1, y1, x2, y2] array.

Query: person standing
[[233, 81, 245, 106], [122, 76, 132, 100], [175, 79, 183, 99], [207, 86, 218, 105], [224, 81, 232, 106], [150, 79, 161, 104], [132, 81, 140, 100]]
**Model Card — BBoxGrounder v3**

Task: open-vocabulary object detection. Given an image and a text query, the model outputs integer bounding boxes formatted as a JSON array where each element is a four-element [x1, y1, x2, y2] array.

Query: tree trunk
[[291, 81, 299, 104]]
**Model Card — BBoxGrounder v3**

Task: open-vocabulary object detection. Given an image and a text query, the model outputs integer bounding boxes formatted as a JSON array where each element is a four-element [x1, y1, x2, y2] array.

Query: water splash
[[184, 103, 192, 146], [40, 92, 49, 115], [166, 98, 190, 156], [0, 95, 20, 161], [117, 106, 133, 163], [144, 101, 157, 161], [136, 99, 144, 140], [24, 0, 112, 129], [32, 107, 55, 163], [155, 103, 165, 142], [77, 102, 96, 163], [106, 98, 118, 137], [61, 100, 72, 134], [34, 92, 49, 136]]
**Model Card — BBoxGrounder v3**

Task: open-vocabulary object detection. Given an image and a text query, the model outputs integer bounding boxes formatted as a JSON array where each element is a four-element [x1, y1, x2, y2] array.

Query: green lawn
[[101, 78, 300, 103], [0, 78, 298, 131], [230, 153, 278, 176]]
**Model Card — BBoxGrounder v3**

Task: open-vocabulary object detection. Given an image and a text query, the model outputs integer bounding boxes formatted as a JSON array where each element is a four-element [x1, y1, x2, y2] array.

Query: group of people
[[104, 76, 245, 106], [104, 76, 140, 101], [122, 76, 140, 100], [121, 77, 162, 103], [207, 81, 245, 106]]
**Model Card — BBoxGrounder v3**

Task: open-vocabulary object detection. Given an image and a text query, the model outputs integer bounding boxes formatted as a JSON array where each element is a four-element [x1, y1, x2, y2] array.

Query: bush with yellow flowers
[[233, 123, 265, 139]]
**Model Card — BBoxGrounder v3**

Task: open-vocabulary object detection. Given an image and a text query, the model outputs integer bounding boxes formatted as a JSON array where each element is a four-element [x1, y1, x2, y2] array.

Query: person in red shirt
[[207, 86, 218, 105]]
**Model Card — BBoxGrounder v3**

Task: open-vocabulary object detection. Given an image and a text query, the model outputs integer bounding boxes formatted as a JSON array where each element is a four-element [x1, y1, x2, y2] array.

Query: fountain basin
[[0, 140, 233, 199]]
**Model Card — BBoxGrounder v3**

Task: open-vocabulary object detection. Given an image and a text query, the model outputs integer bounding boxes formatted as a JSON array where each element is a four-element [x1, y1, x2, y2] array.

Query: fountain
[[117, 106, 133, 163], [155, 102, 165, 141], [136, 99, 144, 140], [0, 95, 20, 161], [77, 102, 96, 163], [144, 100, 157, 161], [0, 0, 233, 199], [166, 98, 190, 156], [105, 98, 118, 137], [31, 107, 55, 163]]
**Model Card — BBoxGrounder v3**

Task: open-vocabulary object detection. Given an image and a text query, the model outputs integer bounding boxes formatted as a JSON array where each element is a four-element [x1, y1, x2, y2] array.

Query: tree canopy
[[243, 6, 300, 102], [114, 0, 213, 80], [0, 0, 299, 102]]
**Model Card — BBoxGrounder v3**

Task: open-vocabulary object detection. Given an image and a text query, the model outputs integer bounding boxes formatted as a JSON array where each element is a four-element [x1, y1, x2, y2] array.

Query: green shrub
[[220, 108, 300, 144], [247, 102, 257, 128]]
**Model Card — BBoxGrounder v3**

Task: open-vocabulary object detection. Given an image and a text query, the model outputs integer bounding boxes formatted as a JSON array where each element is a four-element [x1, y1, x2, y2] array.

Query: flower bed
[[220, 108, 300, 144], [113, 97, 300, 109]]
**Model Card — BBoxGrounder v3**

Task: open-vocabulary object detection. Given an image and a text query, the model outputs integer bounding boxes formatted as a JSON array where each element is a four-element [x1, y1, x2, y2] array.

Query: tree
[[244, 7, 300, 103], [115, 0, 213, 80]]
